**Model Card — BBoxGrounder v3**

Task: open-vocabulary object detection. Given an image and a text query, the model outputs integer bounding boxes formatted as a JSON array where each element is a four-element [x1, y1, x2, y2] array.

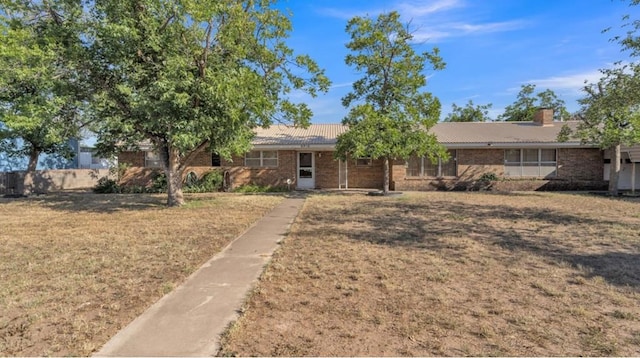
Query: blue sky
[[279, 0, 637, 123]]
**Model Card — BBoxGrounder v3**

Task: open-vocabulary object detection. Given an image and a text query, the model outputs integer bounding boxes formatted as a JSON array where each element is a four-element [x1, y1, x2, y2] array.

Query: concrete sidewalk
[[95, 196, 305, 357]]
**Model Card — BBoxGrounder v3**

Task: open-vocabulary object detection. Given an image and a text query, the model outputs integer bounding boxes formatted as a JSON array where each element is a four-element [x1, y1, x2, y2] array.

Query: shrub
[[93, 177, 120, 193], [150, 173, 167, 193], [478, 172, 499, 182], [184, 170, 223, 193]]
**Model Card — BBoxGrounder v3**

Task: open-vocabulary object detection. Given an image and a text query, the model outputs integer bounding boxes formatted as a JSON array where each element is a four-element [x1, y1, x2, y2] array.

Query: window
[[145, 151, 162, 168], [356, 157, 372, 166], [212, 153, 221, 167], [504, 149, 557, 177], [406, 150, 457, 178], [245, 151, 278, 167]]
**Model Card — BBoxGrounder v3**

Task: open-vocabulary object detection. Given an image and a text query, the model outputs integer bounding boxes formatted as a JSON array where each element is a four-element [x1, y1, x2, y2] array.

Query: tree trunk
[[609, 144, 621, 196], [161, 145, 185, 207], [383, 156, 390, 194], [22, 147, 39, 196]]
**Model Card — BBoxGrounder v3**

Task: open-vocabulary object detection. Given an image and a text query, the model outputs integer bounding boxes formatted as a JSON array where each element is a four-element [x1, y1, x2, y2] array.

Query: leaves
[[574, 64, 640, 149], [498, 84, 570, 122], [336, 11, 446, 192], [85, 0, 329, 205], [0, 0, 87, 169], [444, 100, 493, 122]]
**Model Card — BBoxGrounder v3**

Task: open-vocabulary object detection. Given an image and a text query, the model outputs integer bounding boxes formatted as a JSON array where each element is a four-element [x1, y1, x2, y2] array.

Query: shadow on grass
[[12, 193, 167, 213], [298, 192, 640, 290]]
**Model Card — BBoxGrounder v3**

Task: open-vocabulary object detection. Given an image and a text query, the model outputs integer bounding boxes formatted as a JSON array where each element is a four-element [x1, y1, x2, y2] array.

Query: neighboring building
[[0, 138, 111, 172], [0, 138, 113, 194], [117, 109, 638, 192]]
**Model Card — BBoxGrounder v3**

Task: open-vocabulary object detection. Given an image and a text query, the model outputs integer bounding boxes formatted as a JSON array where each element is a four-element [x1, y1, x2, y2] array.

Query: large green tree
[[563, 0, 640, 196], [88, 0, 330, 206], [564, 65, 640, 196], [498, 84, 570, 122], [335, 11, 446, 194], [444, 100, 492, 122], [0, 0, 87, 194]]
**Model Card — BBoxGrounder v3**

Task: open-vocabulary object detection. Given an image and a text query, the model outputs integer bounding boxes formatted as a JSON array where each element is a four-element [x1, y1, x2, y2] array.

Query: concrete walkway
[[95, 196, 305, 357]]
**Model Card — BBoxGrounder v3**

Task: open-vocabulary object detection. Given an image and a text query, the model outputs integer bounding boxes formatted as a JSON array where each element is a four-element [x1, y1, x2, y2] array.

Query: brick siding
[[392, 148, 606, 191], [118, 147, 606, 191]]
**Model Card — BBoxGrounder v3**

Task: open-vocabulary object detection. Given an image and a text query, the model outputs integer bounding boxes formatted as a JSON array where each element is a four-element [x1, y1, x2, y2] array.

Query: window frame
[[144, 151, 163, 168], [355, 157, 372, 167], [504, 148, 557, 178], [244, 150, 278, 168], [406, 150, 457, 178]]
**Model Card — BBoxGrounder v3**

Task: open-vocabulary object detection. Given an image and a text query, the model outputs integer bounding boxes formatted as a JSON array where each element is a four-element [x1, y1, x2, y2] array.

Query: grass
[[219, 191, 640, 356], [0, 192, 284, 356]]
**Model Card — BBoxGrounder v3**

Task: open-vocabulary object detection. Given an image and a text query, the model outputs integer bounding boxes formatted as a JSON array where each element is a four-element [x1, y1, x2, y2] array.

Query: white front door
[[297, 152, 315, 189]]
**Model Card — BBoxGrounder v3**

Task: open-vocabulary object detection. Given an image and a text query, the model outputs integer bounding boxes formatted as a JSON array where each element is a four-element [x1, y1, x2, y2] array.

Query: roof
[[253, 121, 588, 149], [431, 121, 584, 148], [253, 124, 347, 148]]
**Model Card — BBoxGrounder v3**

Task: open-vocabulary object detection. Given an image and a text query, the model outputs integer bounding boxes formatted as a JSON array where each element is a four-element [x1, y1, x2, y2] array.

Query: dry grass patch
[[219, 191, 640, 356], [0, 192, 283, 356]]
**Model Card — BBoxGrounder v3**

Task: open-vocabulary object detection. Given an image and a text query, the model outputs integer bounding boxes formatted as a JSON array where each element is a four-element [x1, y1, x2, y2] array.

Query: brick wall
[[392, 149, 503, 191], [119, 151, 145, 167], [557, 148, 603, 181], [118, 147, 606, 191], [315, 151, 339, 188], [347, 158, 384, 189], [118, 150, 214, 168], [457, 149, 504, 180], [223, 150, 297, 189], [392, 148, 606, 191]]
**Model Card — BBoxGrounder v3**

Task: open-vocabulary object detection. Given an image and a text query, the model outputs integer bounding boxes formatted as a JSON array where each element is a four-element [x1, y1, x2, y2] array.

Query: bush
[[150, 173, 167, 193], [93, 177, 120, 193], [478, 172, 499, 182], [184, 170, 223, 193]]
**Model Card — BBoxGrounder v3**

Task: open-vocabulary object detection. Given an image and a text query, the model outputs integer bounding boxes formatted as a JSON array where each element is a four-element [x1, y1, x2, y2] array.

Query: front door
[[297, 152, 315, 189]]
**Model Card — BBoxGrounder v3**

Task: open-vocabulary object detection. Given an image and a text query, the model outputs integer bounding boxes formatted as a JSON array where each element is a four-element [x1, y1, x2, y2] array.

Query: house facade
[[118, 109, 637, 192]]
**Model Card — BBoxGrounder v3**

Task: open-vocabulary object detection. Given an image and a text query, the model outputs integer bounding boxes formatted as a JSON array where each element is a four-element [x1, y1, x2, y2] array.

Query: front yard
[[219, 191, 640, 356], [0, 193, 283, 356]]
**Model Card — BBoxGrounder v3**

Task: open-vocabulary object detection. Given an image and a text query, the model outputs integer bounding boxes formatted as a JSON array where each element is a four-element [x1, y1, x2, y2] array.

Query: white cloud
[[412, 20, 526, 42], [526, 70, 602, 94], [450, 20, 527, 34], [397, 0, 463, 17], [318, 1, 527, 43], [314, 7, 382, 20], [330, 82, 354, 89]]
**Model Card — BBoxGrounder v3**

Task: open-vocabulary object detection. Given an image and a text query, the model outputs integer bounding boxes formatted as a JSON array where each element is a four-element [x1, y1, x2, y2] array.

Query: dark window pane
[[212, 154, 221, 167], [299, 153, 312, 167], [299, 169, 313, 178]]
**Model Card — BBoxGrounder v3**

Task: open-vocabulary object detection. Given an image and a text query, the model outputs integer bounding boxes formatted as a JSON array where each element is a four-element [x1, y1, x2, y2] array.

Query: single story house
[[117, 108, 640, 192]]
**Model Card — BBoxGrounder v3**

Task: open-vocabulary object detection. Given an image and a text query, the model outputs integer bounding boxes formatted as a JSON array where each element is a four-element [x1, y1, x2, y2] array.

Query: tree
[[568, 65, 640, 195], [562, 0, 640, 196], [88, 0, 330, 206], [0, 0, 87, 194], [444, 100, 492, 122], [498, 84, 570, 122], [335, 11, 446, 194]]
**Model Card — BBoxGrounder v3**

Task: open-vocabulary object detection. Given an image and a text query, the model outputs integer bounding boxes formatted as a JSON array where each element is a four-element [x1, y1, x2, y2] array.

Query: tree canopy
[[0, 0, 88, 193], [88, 0, 330, 206], [498, 84, 570, 122], [444, 100, 492, 122], [335, 11, 446, 194], [563, 0, 640, 195]]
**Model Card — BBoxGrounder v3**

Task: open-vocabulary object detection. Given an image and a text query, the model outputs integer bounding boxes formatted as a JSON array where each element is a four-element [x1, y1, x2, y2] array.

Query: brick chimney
[[533, 107, 554, 126]]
